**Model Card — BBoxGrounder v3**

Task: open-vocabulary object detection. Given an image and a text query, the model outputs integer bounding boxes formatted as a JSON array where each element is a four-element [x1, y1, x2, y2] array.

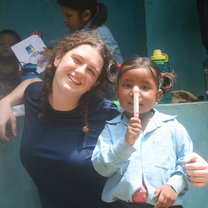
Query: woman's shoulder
[[24, 81, 42, 99], [90, 96, 119, 111], [25, 80, 42, 90], [89, 97, 120, 120]]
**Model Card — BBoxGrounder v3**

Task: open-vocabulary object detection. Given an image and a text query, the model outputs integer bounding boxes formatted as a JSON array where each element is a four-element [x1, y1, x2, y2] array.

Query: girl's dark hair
[[39, 30, 113, 133], [117, 56, 176, 94], [0, 29, 21, 43], [57, 0, 107, 29]]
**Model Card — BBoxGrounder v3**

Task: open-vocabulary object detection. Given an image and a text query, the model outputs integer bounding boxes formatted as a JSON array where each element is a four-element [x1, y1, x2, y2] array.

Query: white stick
[[133, 85, 139, 117]]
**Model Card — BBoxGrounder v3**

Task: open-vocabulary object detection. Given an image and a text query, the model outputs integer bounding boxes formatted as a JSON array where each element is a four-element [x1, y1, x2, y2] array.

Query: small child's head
[[115, 56, 175, 115], [57, 0, 107, 32], [0, 29, 21, 59]]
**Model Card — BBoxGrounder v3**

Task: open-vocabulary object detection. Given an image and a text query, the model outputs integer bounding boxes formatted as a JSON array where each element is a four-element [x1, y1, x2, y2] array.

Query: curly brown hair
[[39, 30, 113, 133]]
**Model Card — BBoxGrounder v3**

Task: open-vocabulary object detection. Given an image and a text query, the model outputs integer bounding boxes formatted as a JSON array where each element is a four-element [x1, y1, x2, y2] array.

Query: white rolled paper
[[133, 85, 139, 117]]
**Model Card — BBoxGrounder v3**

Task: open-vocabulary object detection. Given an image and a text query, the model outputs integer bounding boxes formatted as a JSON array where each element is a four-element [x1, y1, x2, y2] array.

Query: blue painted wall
[[0, 0, 206, 97], [144, 0, 206, 97]]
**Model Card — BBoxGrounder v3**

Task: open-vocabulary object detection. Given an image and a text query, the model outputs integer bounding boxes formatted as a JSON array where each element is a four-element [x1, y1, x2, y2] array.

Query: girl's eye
[[122, 83, 133, 89], [140, 86, 149, 91], [9, 42, 15, 47]]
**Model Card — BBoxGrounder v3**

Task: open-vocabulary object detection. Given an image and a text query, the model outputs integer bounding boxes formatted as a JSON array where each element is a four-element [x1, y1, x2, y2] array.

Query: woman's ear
[[82, 10, 91, 22], [53, 53, 62, 67]]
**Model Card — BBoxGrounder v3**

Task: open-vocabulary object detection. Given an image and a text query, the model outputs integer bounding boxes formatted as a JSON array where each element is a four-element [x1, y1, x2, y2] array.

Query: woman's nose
[[74, 64, 87, 74]]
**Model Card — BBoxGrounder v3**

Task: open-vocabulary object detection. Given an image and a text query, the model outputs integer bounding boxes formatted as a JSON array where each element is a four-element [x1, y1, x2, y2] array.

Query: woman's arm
[[183, 153, 208, 187], [0, 78, 41, 142]]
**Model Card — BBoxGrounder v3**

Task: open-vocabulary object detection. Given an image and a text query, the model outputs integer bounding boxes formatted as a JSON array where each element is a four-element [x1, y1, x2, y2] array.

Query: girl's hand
[[154, 184, 177, 208], [125, 117, 142, 145], [33, 30, 43, 38]]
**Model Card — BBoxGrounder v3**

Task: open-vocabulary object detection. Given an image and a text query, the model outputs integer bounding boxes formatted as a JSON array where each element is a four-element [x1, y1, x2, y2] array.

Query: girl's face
[[115, 68, 162, 115], [60, 6, 89, 32], [53, 44, 103, 97], [0, 34, 17, 58]]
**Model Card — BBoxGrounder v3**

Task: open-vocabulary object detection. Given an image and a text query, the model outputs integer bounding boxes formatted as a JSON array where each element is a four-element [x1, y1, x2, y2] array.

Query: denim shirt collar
[[106, 109, 176, 134]]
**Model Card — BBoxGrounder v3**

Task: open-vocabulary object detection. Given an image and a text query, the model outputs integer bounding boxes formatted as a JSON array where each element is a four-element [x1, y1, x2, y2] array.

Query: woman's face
[[60, 6, 84, 32], [53, 44, 104, 97]]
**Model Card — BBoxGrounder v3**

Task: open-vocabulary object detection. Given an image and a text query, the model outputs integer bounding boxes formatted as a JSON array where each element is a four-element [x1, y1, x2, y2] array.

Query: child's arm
[[91, 116, 142, 177], [153, 120, 193, 207], [0, 78, 41, 142]]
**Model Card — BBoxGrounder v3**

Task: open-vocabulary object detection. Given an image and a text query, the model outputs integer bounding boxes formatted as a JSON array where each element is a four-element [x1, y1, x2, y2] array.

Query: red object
[[132, 186, 148, 203], [160, 72, 165, 78], [117, 64, 122, 70]]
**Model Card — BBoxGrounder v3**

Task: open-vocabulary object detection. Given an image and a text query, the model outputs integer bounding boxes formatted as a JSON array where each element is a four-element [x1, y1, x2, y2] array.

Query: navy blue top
[[20, 82, 120, 208]]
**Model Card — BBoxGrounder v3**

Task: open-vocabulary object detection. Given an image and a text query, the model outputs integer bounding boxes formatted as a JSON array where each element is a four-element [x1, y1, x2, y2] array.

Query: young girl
[[91, 57, 193, 208], [57, 0, 123, 64], [0, 29, 22, 99]]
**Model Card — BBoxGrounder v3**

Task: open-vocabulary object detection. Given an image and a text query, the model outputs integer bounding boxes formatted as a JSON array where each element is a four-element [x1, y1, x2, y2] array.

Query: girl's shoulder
[[95, 25, 113, 38]]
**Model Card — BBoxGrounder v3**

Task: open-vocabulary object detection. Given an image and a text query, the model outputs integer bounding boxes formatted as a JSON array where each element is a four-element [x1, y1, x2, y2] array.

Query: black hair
[[57, 0, 107, 29], [0, 29, 21, 43], [117, 56, 176, 95]]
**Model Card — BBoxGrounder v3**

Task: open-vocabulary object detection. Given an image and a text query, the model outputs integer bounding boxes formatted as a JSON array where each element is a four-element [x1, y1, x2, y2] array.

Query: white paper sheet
[[11, 35, 47, 73]]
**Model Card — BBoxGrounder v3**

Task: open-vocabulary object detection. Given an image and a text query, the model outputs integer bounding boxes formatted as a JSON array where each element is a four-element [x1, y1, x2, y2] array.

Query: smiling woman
[[0, 30, 120, 208]]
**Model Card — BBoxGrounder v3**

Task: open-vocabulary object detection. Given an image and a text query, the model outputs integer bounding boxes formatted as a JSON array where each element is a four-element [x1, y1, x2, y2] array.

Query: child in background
[[56, 0, 123, 99], [92, 57, 193, 208], [0, 29, 22, 99], [57, 0, 123, 64]]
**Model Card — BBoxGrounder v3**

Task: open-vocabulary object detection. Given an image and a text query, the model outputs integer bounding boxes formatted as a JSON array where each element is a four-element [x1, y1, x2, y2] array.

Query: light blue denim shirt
[[91, 109, 193, 205], [82, 22, 123, 64]]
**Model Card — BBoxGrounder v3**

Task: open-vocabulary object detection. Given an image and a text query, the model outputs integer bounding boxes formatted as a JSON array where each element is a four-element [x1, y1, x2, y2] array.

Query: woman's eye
[[73, 57, 81, 64], [87, 68, 96, 77]]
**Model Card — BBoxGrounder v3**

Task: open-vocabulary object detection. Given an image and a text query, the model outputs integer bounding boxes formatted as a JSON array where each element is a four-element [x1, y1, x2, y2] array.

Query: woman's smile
[[67, 73, 81, 85]]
